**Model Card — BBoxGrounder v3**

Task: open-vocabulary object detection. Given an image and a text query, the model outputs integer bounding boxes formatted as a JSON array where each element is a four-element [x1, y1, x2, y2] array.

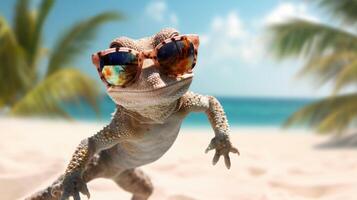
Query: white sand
[[0, 118, 356, 200]]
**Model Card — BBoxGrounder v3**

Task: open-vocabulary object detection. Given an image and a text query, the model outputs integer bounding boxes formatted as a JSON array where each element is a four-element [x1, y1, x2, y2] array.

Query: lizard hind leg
[[25, 151, 115, 200], [24, 174, 64, 200], [113, 168, 154, 200]]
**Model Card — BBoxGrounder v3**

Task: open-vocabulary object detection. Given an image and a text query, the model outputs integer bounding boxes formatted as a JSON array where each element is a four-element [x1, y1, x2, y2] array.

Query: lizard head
[[95, 28, 199, 110]]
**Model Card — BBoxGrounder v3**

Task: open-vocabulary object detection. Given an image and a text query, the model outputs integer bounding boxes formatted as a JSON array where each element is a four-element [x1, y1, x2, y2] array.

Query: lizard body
[[26, 28, 239, 200]]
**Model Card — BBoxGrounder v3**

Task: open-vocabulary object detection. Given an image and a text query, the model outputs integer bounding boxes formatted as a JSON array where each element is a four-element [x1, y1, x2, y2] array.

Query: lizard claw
[[224, 153, 231, 169], [212, 152, 220, 165], [60, 171, 90, 200], [205, 134, 239, 169], [81, 183, 91, 199], [230, 147, 240, 155], [205, 143, 215, 153]]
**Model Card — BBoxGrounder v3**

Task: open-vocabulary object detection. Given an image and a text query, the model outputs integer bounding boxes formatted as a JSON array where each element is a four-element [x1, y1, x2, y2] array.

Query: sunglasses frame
[[92, 34, 199, 88]]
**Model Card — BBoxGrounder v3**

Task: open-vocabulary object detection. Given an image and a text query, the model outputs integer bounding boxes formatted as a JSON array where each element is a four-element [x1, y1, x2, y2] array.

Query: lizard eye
[[99, 51, 138, 87]]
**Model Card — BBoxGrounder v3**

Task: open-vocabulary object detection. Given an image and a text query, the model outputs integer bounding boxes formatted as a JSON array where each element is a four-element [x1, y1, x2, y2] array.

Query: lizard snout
[[140, 59, 166, 89]]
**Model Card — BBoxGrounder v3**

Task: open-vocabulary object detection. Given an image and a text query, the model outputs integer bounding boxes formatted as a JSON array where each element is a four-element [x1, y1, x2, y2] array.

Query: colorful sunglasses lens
[[157, 39, 195, 75], [100, 51, 138, 66], [100, 52, 138, 86]]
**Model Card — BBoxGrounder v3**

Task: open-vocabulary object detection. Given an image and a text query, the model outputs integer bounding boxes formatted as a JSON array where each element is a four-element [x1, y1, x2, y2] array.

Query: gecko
[[26, 28, 239, 200]]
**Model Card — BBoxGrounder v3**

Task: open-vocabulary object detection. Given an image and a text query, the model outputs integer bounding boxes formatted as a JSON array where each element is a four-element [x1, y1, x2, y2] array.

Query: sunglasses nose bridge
[[141, 50, 156, 58], [139, 50, 158, 69], [141, 58, 158, 70]]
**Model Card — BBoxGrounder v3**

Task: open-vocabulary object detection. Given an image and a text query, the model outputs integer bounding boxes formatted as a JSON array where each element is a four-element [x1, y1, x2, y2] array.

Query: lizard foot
[[205, 134, 240, 169], [60, 171, 90, 200]]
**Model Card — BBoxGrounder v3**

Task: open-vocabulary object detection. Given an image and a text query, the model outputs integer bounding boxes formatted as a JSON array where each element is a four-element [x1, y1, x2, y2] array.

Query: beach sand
[[0, 118, 356, 200]]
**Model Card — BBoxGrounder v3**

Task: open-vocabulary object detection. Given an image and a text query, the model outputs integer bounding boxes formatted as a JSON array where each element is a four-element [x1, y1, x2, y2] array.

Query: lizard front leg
[[58, 109, 133, 200], [180, 91, 239, 169]]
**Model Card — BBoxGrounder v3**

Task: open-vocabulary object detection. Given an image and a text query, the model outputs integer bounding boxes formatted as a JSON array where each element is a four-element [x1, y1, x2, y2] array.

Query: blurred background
[[0, 0, 357, 134], [1, 1, 357, 200], [1, 0, 356, 133]]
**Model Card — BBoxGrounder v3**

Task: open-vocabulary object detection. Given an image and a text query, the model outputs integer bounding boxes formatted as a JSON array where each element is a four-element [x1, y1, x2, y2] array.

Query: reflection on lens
[[157, 39, 195, 75], [101, 51, 138, 66], [100, 51, 138, 86], [102, 65, 136, 86]]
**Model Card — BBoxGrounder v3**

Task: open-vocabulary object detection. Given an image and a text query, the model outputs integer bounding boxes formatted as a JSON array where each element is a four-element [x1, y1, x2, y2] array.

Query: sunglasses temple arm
[[92, 54, 101, 68]]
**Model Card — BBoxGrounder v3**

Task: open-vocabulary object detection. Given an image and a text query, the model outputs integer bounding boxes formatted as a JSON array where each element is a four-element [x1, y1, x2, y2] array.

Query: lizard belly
[[112, 119, 182, 169]]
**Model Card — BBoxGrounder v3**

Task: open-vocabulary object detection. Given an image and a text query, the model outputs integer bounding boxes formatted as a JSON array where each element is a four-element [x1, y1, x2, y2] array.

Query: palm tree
[[0, 0, 121, 118], [268, 0, 357, 134]]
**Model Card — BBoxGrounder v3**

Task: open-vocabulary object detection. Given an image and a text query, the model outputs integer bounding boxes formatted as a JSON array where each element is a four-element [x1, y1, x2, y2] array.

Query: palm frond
[[268, 19, 357, 59], [46, 11, 122, 75], [318, 0, 357, 25], [297, 51, 356, 86], [284, 94, 357, 134], [0, 16, 31, 105], [33, 0, 54, 42], [29, 0, 54, 68], [334, 57, 357, 93], [269, 2, 357, 134], [10, 68, 100, 117], [14, 0, 36, 59]]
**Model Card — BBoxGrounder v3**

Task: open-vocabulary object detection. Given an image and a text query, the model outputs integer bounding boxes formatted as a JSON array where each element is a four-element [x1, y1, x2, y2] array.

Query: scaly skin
[[26, 28, 239, 200]]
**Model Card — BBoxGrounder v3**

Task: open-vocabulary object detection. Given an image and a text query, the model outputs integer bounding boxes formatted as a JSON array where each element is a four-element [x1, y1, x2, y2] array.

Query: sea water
[[66, 95, 314, 128]]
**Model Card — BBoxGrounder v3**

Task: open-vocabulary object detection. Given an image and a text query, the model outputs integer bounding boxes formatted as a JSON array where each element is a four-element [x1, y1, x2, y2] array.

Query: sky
[[0, 0, 334, 98]]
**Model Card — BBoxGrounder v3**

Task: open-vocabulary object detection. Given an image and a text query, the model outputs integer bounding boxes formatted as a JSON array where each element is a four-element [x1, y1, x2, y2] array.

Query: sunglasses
[[92, 34, 199, 87]]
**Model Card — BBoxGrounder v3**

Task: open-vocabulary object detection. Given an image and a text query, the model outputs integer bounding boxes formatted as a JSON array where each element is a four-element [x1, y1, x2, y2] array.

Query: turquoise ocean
[[67, 95, 314, 128]]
